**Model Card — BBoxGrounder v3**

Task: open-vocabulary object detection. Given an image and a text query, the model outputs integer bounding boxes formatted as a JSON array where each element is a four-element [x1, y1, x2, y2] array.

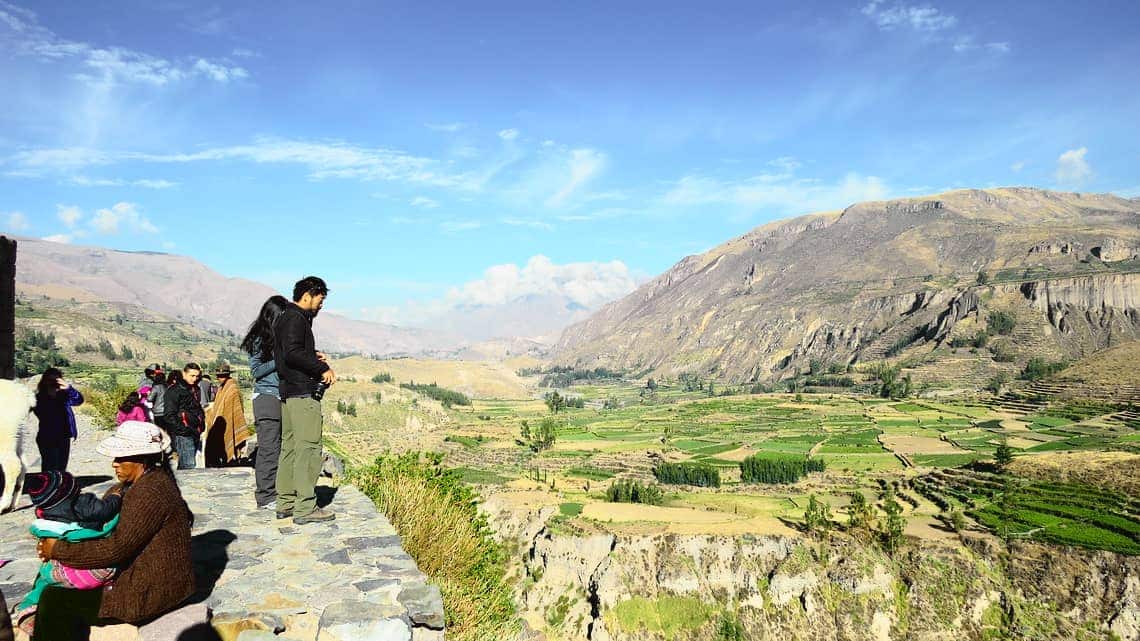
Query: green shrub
[[350, 453, 517, 640], [371, 372, 393, 383], [986, 310, 1016, 335], [400, 381, 471, 408], [654, 461, 721, 487], [605, 479, 664, 505], [739, 453, 824, 484], [1020, 357, 1066, 381]]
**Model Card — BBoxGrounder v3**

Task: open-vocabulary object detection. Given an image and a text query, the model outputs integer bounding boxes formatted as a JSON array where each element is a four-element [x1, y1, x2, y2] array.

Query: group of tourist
[[8, 276, 338, 640]]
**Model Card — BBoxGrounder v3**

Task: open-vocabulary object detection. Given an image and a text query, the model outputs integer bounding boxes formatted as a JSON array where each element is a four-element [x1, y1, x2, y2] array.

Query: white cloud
[[500, 217, 554, 230], [546, 149, 606, 207], [57, 204, 82, 227], [192, 58, 249, 83], [89, 202, 159, 235], [231, 48, 261, 58], [863, 1, 1010, 54], [69, 176, 178, 189], [8, 138, 471, 189], [1010, 161, 1025, 173], [42, 234, 72, 244], [662, 158, 888, 214], [426, 122, 466, 132], [446, 255, 636, 309], [0, 3, 248, 86], [439, 220, 482, 233], [1112, 186, 1140, 198], [1055, 147, 1092, 186], [4, 211, 30, 231], [498, 128, 520, 142], [410, 196, 440, 209], [862, 1, 957, 32]]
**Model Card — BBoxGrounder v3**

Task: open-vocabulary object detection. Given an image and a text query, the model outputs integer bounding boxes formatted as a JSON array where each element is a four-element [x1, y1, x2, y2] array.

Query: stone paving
[[1, 416, 444, 640]]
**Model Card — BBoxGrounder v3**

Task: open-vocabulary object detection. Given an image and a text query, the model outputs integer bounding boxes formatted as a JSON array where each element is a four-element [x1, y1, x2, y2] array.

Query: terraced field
[[315, 368, 1139, 550]]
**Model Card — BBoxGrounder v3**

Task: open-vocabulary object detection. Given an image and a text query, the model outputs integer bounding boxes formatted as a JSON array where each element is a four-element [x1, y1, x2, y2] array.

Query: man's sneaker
[[293, 508, 336, 524], [275, 509, 293, 519], [259, 500, 277, 511]]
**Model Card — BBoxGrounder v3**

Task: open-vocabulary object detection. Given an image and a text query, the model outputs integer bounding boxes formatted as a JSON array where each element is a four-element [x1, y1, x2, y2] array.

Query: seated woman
[[32, 421, 195, 641]]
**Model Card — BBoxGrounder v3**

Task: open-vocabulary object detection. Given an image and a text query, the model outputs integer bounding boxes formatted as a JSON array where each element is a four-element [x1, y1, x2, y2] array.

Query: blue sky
[[2, 0, 1138, 327]]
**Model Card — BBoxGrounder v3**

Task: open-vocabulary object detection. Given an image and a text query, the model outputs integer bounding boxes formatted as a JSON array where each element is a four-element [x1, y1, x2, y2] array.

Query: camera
[[312, 381, 329, 401]]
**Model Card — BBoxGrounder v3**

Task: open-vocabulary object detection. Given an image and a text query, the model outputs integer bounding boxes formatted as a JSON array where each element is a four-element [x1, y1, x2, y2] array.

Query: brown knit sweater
[[53, 470, 195, 624]]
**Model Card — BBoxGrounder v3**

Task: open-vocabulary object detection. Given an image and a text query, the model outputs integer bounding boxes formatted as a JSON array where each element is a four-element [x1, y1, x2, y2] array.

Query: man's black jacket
[[274, 303, 330, 399], [163, 381, 205, 437]]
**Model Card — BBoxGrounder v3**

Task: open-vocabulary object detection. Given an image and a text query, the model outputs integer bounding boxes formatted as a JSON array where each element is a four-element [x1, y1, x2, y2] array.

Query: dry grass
[[1009, 451, 1140, 497], [350, 454, 518, 640], [331, 356, 531, 399]]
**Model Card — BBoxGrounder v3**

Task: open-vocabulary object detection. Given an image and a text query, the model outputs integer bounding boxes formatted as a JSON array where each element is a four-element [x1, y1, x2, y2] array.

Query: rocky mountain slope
[[14, 236, 454, 356], [484, 496, 1140, 641], [554, 188, 1140, 383]]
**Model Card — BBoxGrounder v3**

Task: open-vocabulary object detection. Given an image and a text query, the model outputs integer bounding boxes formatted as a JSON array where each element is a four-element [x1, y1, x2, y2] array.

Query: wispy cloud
[[426, 122, 466, 133], [546, 149, 606, 207], [42, 234, 73, 244], [410, 196, 440, 209], [861, 0, 956, 32], [1010, 161, 1025, 173], [662, 157, 888, 214], [4, 211, 30, 232], [0, 1, 248, 86], [1055, 147, 1092, 186], [439, 220, 482, 233], [69, 176, 178, 189], [57, 204, 83, 227], [497, 128, 520, 142], [500, 217, 555, 231], [7, 138, 475, 189], [861, 1, 1009, 53]]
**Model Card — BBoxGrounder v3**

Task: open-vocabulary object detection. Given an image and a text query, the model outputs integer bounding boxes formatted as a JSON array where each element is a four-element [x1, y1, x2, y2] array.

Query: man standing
[[164, 363, 206, 470], [274, 276, 336, 524], [204, 363, 250, 466]]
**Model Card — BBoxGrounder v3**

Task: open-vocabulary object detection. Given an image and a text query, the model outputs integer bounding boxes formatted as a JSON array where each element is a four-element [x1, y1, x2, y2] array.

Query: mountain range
[[554, 188, 1140, 384]]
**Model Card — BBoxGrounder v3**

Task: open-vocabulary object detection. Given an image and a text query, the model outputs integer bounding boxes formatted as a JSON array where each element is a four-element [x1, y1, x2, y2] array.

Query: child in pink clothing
[[115, 391, 148, 425]]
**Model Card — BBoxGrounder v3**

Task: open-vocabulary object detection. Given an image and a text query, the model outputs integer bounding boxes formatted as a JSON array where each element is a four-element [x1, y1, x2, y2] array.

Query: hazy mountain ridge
[[554, 188, 1140, 382], [14, 236, 458, 357]]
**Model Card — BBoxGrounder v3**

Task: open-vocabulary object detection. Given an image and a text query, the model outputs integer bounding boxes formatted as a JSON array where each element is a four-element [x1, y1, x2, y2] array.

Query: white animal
[[0, 378, 35, 513]]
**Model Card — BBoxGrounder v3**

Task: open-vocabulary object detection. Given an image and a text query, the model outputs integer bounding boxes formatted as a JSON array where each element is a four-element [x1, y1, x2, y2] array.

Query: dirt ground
[[879, 435, 964, 454]]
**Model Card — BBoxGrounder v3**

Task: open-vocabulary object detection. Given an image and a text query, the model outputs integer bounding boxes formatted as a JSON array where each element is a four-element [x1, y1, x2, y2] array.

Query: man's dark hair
[[293, 276, 329, 302], [183, 362, 201, 373]]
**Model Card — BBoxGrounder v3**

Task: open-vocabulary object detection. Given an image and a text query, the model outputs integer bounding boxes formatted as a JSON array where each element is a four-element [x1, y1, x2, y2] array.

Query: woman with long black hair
[[240, 295, 290, 510], [32, 368, 84, 472]]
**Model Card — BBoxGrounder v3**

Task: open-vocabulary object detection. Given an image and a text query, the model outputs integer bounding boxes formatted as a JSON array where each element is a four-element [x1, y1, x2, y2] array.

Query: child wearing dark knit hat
[[14, 471, 122, 636], [25, 471, 122, 530]]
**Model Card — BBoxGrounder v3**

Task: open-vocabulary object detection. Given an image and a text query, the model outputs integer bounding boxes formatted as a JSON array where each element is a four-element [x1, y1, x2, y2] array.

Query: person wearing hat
[[32, 421, 194, 641], [204, 363, 250, 467], [14, 471, 122, 636]]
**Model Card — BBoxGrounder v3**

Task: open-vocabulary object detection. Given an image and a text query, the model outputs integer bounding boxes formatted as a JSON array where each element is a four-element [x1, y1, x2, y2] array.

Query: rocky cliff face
[[487, 497, 1140, 641], [554, 188, 1140, 382]]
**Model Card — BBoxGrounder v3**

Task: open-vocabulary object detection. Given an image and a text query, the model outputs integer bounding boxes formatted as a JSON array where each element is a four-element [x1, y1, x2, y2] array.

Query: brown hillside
[[554, 188, 1140, 384]]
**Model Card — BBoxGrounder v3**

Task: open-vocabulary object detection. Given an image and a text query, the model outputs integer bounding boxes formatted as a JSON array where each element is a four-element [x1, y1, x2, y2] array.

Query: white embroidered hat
[[96, 420, 172, 457]]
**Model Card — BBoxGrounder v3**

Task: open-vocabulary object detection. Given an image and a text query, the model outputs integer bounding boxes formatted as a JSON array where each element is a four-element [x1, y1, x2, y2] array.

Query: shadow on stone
[[316, 485, 338, 509], [175, 622, 223, 640], [189, 529, 236, 603]]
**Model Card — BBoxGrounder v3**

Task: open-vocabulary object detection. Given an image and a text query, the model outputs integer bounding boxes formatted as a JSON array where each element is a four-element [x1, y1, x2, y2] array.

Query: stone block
[[398, 583, 445, 630], [317, 600, 411, 641], [135, 603, 209, 641]]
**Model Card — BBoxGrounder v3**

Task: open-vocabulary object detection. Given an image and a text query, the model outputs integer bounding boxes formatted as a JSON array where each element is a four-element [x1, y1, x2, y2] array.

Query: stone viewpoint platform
[[1, 421, 444, 641]]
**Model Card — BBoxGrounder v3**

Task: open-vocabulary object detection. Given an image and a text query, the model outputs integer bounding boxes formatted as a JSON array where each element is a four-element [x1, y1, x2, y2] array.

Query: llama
[[0, 378, 35, 513]]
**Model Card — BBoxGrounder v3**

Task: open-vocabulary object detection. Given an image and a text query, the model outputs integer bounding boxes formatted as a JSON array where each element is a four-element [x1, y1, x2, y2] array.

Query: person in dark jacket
[[274, 276, 337, 524], [162, 363, 205, 470], [32, 368, 84, 472], [33, 421, 194, 641], [241, 295, 290, 509]]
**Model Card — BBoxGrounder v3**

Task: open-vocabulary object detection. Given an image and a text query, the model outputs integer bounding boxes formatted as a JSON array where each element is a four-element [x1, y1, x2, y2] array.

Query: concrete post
[[0, 236, 14, 380]]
